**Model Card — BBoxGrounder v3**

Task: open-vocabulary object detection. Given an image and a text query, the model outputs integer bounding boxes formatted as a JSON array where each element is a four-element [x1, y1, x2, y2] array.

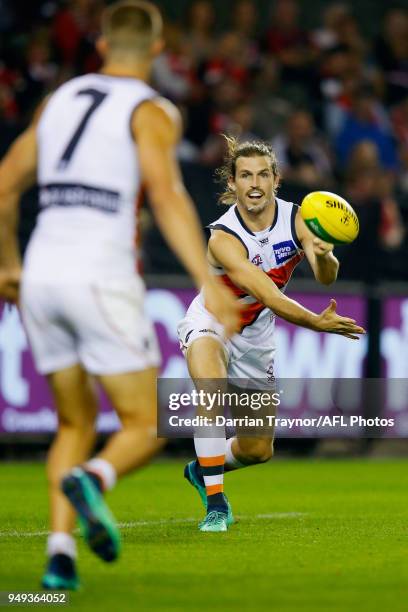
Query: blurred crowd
[[0, 0, 408, 281]]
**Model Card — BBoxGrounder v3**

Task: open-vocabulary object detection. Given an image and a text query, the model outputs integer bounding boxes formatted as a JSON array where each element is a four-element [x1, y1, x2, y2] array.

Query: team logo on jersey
[[273, 240, 297, 264], [266, 363, 275, 384], [251, 254, 263, 266]]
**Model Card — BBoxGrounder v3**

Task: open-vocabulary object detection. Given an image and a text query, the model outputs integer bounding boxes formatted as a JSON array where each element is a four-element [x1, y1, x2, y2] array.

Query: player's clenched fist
[[203, 277, 241, 337]]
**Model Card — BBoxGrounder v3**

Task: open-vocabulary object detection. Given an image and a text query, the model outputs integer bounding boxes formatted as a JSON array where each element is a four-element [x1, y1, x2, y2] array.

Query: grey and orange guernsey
[[177, 198, 304, 388]]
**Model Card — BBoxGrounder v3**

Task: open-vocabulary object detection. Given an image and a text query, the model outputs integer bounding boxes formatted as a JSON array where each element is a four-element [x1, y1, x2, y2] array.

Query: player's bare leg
[[225, 436, 274, 470], [43, 364, 98, 590], [184, 338, 233, 531], [47, 366, 98, 533], [225, 386, 275, 471], [61, 366, 165, 562], [96, 367, 165, 476]]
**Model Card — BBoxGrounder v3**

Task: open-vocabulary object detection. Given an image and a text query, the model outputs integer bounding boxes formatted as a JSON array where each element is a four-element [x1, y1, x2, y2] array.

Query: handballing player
[[178, 137, 365, 532], [0, 1, 239, 588]]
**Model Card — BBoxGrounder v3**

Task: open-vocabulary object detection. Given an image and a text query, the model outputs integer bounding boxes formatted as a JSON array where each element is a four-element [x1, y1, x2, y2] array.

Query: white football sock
[[225, 437, 246, 470], [47, 532, 77, 559], [85, 458, 117, 491]]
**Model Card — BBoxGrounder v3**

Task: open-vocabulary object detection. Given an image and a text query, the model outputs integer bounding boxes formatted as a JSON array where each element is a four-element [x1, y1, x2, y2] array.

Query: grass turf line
[[0, 459, 407, 611]]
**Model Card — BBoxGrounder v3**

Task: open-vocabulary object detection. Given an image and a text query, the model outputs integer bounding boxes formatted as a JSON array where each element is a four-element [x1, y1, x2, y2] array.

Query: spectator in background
[[52, 0, 99, 68], [262, 0, 314, 95], [74, 0, 103, 74], [319, 45, 381, 138], [374, 8, 408, 107], [16, 33, 58, 116], [229, 0, 261, 71], [347, 141, 404, 250], [0, 82, 18, 123], [334, 11, 366, 59], [391, 95, 408, 194], [0, 61, 19, 122], [203, 31, 252, 89], [340, 140, 405, 281], [228, 102, 259, 142], [251, 57, 293, 140], [184, 0, 216, 65], [272, 109, 333, 189], [311, 2, 351, 52], [152, 22, 196, 102], [200, 78, 245, 165], [335, 86, 399, 171]]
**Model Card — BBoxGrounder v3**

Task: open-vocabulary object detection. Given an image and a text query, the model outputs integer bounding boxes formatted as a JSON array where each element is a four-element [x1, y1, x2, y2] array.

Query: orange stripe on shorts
[[206, 484, 224, 496], [197, 455, 225, 467]]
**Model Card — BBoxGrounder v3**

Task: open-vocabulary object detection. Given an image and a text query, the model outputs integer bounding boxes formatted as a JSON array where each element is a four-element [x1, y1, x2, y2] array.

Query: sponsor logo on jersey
[[185, 330, 194, 344], [40, 183, 120, 214], [259, 237, 269, 245], [198, 329, 219, 336], [273, 240, 297, 264], [251, 254, 263, 266]]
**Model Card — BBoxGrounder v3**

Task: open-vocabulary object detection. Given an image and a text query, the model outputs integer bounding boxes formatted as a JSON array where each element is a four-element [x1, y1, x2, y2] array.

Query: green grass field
[[1, 459, 408, 611]]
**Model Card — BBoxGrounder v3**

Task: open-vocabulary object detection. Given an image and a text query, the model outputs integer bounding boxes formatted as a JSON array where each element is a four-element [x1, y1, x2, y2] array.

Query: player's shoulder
[[207, 206, 249, 252], [208, 205, 239, 231], [276, 196, 299, 210], [132, 95, 181, 141], [136, 96, 180, 125]]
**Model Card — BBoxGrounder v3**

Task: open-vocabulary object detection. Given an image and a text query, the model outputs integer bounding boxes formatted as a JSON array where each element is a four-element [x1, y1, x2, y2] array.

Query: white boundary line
[[0, 513, 306, 538]]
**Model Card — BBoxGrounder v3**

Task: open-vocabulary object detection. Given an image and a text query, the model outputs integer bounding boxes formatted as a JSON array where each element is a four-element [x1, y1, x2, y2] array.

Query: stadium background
[[1, 0, 407, 454], [1, 2, 408, 610]]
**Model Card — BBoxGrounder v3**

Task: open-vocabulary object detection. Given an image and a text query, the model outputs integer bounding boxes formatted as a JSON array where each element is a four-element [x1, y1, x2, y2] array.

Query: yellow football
[[300, 191, 359, 245]]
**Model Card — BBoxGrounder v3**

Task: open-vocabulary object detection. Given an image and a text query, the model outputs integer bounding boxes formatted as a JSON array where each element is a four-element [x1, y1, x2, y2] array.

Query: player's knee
[[240, 438, 273, 463]]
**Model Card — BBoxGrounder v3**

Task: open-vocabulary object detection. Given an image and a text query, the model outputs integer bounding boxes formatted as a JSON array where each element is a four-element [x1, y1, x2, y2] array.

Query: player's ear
[[96, 36, 108, 59], [227, 176, 236, 192]]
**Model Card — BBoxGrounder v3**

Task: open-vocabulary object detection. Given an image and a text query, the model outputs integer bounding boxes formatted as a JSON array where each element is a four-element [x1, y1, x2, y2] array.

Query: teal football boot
[[184, 461, 234, 526], [61, 467, 120, 562], [198, 510, 228, 532], [41, 554, 80, 591]]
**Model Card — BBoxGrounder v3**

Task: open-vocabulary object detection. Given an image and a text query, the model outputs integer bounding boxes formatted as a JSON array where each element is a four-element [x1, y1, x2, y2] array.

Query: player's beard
[[244, 196, 272, 214]]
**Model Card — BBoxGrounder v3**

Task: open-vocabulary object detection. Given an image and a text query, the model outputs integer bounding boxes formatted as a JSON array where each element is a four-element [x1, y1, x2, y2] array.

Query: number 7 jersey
[[24, 73, 157, 283]]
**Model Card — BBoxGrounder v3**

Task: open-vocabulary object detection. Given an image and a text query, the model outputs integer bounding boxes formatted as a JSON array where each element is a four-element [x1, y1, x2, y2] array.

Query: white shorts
[[177, 296, 276, 389], [20, 276, 161, 375]]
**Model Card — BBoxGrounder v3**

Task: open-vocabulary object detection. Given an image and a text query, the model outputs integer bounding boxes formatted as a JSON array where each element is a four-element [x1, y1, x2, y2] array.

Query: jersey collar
[[234, 200, 279, 235]]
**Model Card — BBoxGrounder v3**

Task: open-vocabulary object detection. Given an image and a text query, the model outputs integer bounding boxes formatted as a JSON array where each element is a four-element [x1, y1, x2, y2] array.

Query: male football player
[[178, 136, 365, 531], [0, 1, 239, 588]]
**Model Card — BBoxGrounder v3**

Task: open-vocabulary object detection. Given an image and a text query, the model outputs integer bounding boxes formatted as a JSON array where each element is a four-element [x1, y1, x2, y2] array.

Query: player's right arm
[[132, 98, 240, 336], [208, 231, 365, 339]]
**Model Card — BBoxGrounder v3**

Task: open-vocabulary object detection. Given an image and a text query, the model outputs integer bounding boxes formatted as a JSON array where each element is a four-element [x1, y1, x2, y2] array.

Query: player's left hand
[[313, 237, 334, 258], [0, 268, 21, 304]]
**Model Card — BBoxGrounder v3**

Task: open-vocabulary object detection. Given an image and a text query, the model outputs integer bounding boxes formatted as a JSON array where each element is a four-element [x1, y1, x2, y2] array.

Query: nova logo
[[273, 240, 296, 264], [251, 254, 263, 266]]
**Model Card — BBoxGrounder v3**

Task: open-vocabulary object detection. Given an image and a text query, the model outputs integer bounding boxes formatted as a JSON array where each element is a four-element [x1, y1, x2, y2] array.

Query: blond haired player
[[178, 137, 365, 532], [0, 1, 239, 589]]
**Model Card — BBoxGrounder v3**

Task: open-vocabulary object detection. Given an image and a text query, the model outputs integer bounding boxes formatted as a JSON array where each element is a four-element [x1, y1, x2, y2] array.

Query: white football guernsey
[[23, 73, 157, 282], [177, 198, 304, 385], [205, 198, 304, 338]]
